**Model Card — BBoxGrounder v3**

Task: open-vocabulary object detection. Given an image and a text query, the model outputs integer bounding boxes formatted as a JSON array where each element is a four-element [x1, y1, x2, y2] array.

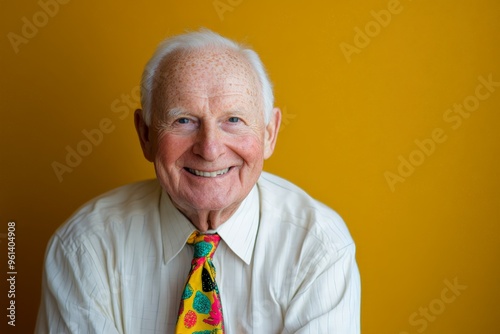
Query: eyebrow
[[163, 106, 253, 120], [165, 107, 186, 119]]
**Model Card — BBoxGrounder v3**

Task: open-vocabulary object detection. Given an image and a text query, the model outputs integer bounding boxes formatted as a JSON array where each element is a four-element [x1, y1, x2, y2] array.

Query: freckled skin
[[135, 47, 281, 231]]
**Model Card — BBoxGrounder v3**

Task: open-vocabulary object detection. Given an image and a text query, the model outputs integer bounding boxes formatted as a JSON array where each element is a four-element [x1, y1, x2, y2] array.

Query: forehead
[[156, 47, 260, 99]]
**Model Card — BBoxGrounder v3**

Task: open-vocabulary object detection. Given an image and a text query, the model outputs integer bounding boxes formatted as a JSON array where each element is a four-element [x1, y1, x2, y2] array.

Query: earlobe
[[263, 107, 281, 159], [134, 109, 154, 162]]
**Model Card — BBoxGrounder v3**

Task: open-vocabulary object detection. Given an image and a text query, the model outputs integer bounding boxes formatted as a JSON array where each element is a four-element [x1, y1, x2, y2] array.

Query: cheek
[[155, 134, 191, 166], [233, 134, 265, 164]]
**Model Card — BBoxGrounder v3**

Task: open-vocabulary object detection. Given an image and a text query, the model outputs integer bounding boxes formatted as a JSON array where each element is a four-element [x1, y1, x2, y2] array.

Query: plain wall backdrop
[[1, 0, 499, 332]]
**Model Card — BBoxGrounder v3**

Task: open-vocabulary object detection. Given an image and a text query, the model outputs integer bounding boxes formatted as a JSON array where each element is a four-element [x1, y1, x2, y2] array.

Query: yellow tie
[[175, 232, 224, 333]]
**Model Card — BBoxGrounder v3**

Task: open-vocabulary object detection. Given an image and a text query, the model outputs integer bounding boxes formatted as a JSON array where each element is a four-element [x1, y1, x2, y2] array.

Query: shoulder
[[257, 172, 354, 254], [53, 179, 161, 250]]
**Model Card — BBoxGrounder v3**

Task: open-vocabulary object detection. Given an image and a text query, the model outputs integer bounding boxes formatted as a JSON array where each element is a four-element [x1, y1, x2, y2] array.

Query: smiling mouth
[[185, 167, 230, 178]]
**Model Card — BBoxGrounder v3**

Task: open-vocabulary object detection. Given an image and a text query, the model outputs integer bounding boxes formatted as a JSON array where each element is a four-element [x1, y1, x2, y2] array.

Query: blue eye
[[228, 117, 240, 123], [177, 118, 190, 124]]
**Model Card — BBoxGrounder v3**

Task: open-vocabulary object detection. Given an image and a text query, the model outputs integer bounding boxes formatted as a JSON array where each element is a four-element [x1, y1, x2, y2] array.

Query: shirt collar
[[159, 185, 260, 265], [159, 191, 196, 265], [216, 185, 259, 265]]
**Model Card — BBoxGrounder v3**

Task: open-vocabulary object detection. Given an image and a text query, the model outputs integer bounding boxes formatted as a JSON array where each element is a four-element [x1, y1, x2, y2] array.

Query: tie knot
[[187, 232, 221, 259]]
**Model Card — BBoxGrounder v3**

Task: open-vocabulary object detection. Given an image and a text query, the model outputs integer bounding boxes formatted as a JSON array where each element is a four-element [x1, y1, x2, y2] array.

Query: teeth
[[188, 168, 230, 178]]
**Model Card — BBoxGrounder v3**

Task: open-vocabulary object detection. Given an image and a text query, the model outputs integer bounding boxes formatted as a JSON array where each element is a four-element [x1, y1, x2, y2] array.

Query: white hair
[[140, 29, 274, 125]]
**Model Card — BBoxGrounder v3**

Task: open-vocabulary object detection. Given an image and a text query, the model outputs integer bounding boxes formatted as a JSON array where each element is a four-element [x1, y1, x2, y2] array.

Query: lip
[[184, 167, 232, 178]]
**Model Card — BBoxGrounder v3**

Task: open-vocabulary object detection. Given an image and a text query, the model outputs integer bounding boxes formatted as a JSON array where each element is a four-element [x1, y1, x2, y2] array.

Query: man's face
[[137, 48, 279, 218]]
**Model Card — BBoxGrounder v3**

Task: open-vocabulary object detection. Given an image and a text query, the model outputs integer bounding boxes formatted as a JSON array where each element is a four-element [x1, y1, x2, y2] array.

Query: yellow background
[[1, 0, 499, 332]]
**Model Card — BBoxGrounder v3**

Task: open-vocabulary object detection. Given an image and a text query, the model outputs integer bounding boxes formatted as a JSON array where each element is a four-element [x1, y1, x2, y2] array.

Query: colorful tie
[[175, 232, 224, 333]]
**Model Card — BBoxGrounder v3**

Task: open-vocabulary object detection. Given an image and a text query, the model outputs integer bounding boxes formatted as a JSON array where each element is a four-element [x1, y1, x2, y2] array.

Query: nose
[[192, 122, 225, 161]]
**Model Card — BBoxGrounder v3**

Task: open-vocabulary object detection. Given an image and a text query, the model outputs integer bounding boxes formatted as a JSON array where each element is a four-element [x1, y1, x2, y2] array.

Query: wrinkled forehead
[[154, 47, 261, 100]]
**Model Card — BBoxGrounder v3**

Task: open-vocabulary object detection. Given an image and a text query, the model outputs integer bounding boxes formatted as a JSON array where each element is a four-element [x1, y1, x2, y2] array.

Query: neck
[[177, 204, 241, 232]]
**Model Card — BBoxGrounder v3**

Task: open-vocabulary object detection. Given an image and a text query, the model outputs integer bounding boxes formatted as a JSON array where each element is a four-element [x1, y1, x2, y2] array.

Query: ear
[[263, 107, 281, 159], [134, 109, 155, 162]]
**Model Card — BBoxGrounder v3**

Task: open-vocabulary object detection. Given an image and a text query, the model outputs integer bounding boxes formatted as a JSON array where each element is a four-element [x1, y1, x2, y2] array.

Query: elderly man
[[36, 29, 360, 333]]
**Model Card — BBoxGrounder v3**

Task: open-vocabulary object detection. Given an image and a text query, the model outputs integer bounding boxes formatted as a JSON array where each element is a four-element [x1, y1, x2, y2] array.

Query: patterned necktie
[[175, 232, 224, 333]]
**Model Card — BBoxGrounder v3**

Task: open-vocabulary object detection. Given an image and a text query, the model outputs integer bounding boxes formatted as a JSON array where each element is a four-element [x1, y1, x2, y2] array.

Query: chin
[[191, 197, 237, 212], [186, 190, 245, 211]]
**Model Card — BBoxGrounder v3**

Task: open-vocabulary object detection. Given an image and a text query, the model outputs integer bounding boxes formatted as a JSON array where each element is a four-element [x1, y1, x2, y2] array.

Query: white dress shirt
[[36, 172, 360, 333]]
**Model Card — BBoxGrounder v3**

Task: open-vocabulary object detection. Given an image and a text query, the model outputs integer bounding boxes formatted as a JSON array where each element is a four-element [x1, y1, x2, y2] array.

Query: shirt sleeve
[[282, 242, 361, 334], [35, 234, 122, 334]]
